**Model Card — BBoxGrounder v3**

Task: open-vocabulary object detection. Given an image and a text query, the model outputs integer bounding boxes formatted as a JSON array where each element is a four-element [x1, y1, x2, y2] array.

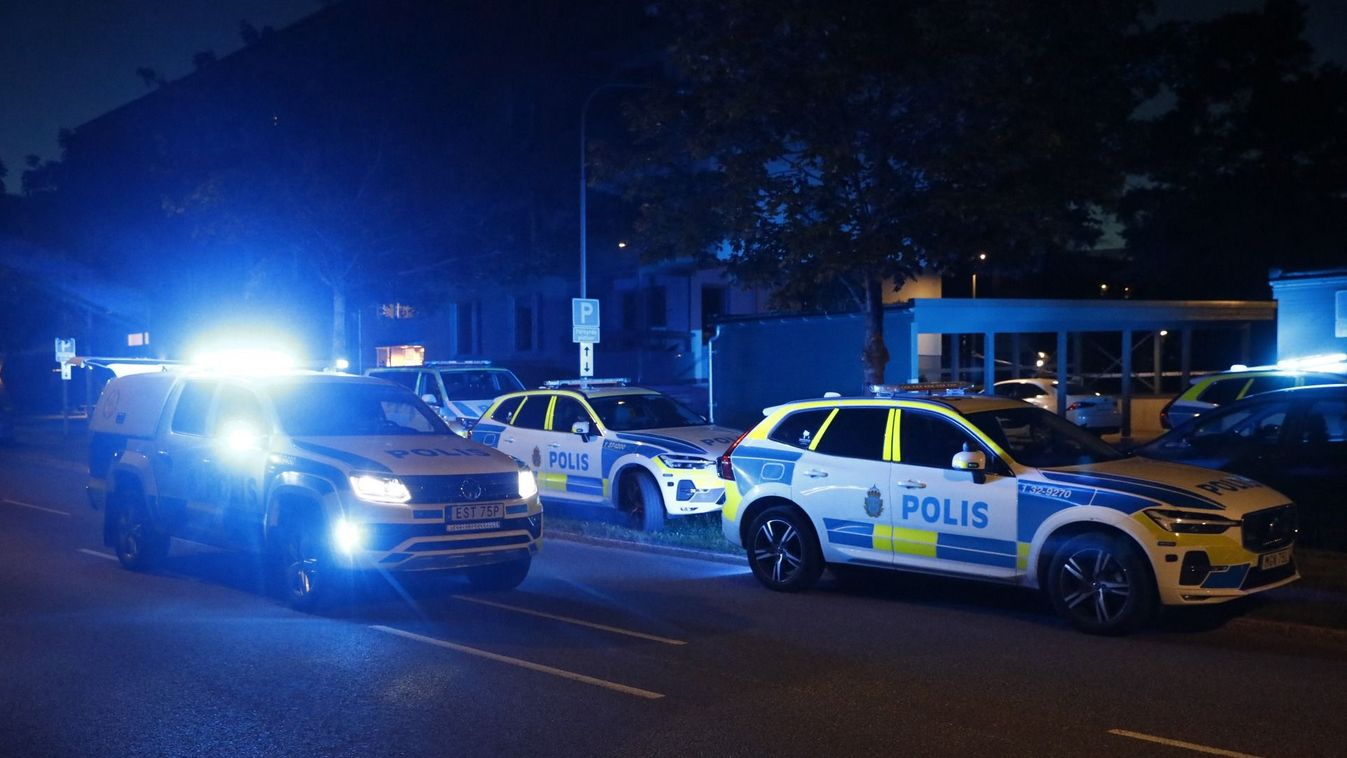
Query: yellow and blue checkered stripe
[[823, 518, 1023, 569]]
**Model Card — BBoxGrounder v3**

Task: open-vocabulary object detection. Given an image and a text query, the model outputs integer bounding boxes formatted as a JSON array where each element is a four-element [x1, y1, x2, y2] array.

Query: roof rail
[[425, 360, 494, 367]]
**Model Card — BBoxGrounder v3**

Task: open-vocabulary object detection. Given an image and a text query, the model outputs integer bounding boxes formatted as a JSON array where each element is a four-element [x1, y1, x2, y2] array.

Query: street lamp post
[[972, 252, 987, 298], [579, 82, 647, 299]]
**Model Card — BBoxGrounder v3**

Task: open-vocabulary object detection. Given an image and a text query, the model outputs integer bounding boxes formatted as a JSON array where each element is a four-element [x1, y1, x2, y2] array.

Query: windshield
[[588, 393, 707, 431], [965, 406, 1123, 468], [438, 369, 524, 400], [269, 381, 451, 436]]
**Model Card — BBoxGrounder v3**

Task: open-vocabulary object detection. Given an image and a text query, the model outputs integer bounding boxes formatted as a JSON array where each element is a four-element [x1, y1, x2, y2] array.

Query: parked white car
[[994, 378, 1121, 434]]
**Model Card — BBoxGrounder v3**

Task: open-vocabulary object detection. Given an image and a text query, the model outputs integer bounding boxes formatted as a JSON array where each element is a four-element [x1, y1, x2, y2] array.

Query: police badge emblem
[[532, 446, 542, 468], [864, 484, 884, 518]]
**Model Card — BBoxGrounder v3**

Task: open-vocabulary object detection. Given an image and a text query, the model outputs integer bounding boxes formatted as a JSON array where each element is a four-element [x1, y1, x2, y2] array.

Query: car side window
[[769, 409, 833, 449], [1190, 400, 1291, 444], [511, 395, 551, 431], [172, 380, 217, 436], [1023, 385, 1047, 398], [1246, 376, 1296, 396], [811, 408, 889, 461], [899, 410, 988, 469], [416, 372, 444, 405], [490, 396, 525, 424], [212, 386, 266, 435], [1300, 399, 1347, 450], [550, 396, 596, 432], [1197, 378, 1250, 405], [993, 384, 1019, 399]]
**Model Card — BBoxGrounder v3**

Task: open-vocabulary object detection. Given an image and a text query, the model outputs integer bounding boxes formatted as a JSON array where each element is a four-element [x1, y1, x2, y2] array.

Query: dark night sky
[[0, 0, 319, 189], [1, 0, 1344, 196]]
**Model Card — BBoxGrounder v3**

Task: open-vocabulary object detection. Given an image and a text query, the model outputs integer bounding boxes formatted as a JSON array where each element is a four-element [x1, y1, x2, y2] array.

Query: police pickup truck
[[87, 367, 542, 609], [720, 385, 1299, 634]]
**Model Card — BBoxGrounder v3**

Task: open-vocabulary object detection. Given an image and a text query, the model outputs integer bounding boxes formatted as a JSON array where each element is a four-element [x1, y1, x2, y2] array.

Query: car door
[[1280, 395, 1347, 547], [542, 395, 605, 502], [495, 394, 550, 474], [791, 406, 894, 568], [890, 408, 1020, 579], [152, 378, 218, 539], [205, 383, 271, 549]]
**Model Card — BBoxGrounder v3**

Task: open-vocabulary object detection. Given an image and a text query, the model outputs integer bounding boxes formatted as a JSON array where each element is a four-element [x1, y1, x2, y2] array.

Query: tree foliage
[[619, 0, 1157, 385], [1121, 0, 1347, 299]]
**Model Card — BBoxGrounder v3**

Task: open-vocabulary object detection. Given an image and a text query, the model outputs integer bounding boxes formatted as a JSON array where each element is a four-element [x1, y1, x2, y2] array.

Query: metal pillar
[[1152, 330, 1163, 394], [1180, 328, 1193, 392], [983, 332, 996, 394], [1121, 329, 1134, 438], [950, 334, 961, 384], [1056, 331, 1069, 418]]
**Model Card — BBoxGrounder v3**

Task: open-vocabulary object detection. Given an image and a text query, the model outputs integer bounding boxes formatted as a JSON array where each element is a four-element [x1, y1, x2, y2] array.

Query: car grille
[[401, 473, 519, 504], [364, 514, 541, 551], [1242, 504, 1297, 552]]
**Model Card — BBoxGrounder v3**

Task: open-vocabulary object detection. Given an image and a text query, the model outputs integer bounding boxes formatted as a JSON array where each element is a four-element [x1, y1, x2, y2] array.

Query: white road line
[[1108, 729, 1264, 758], [2, 498, 69, 516], [76, 549, 118, 562], [371, 625, 665, 700], [451, 595, 687, 646]]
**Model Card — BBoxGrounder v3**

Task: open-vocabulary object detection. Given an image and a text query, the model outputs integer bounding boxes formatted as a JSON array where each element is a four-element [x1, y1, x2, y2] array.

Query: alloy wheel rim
[[286, 536, 319, 600], [118, 511, 141, 562], [752, 518, 803, 584], [1059, 547, 1132, 626]]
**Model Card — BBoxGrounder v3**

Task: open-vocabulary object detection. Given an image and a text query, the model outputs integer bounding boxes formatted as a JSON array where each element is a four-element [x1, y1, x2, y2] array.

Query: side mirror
[[421, 393, 441, 406], [952, 449, 986, 471], [571, 421, 594, 440]]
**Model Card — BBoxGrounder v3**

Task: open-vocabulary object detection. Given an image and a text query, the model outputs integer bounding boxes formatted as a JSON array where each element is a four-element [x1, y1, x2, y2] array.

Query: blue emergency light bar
[[868, 382, 971, 398], [542, 378, 631, 389]]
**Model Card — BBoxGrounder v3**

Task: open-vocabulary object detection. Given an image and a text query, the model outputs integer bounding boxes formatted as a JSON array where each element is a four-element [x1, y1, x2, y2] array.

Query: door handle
[[548, 442, 562, 449], [504, 437, 516, 444], [803, 469, 829, 478], [899, 480, 927, 489], [156, 450, 172, 467]]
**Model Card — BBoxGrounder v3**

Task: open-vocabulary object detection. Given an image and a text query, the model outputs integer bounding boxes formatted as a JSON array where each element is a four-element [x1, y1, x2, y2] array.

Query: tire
[[464, 555, 532, 591], [619, 470, 666, 532], [746, 505, 823, 592], [277, 518, 342, 612], [1046, 533, 1155, 635], [111, 488, 169, 571]]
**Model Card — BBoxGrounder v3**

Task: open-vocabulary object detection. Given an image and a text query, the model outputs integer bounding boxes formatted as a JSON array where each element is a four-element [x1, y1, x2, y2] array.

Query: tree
[[617, 0, 1157, 386], [1120, 0, 1347, 299]]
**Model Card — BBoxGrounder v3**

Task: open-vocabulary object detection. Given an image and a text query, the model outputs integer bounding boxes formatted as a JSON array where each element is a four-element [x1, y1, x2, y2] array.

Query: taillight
[[717, 429, 750, 481], [1066, 401, 1083, 411]]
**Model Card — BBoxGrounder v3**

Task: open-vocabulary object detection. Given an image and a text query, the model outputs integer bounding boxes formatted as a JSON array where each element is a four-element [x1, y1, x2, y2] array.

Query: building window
[[376, 345, 425, 367], [647, 285, 667, 329], [454, 302, 479, 354], [515, 297, 535, 352]]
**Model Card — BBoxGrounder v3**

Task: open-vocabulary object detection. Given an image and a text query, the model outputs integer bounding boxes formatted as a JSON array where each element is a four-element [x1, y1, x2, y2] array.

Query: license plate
[[449, 503, 503, 521], [1260, 548, 1292, 570]]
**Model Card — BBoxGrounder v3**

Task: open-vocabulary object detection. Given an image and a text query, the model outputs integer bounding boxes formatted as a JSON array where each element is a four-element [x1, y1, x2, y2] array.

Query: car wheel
[[619, 471, 665, 532], [279, 519, 340, 612], [464, 555, 532, 591], [111, 489, 168, 571], [1047, 533, 1154, 635], [746, 505, 822, 592]]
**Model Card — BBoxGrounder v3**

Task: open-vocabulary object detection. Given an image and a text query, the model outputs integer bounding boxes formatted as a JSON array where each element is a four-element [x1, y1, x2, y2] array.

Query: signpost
[[572, 298, 600, 377], [54, 338, 76, 436]]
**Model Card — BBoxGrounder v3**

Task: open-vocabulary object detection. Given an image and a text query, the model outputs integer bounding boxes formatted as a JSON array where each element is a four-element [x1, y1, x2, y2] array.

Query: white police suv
[[88, 367, 542, 610], [471, 379, 740, 530], [366, 361, 525, 435], [719, 386, 1299, 634]]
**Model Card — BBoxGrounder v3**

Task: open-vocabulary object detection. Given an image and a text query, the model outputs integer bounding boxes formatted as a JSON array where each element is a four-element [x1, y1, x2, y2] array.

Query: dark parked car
[[1138, 384, 1347, 549]]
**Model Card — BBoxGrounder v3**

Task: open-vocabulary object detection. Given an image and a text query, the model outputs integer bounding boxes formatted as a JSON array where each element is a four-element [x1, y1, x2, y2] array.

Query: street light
[[579, 82, 648, 299], [972, 252, 987, 298]]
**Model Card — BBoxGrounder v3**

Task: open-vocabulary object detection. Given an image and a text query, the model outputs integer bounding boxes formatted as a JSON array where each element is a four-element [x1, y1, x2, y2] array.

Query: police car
[[87, 365, 542, 610], [367, 361, 525, 435], [471, 379, 741, 530], [719, 384, 1299, 634]]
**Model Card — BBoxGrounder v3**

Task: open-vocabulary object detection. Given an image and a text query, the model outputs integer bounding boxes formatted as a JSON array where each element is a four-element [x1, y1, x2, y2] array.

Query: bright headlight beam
[[349, 474, 412, 504]]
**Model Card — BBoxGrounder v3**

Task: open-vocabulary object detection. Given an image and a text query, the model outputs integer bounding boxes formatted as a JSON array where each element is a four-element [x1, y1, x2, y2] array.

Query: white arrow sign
[[579, 342, 594, 378]]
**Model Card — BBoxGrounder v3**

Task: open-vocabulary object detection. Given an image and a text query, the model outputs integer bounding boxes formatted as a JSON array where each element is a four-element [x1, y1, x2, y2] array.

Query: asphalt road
[[2, 439, 1346, 758]]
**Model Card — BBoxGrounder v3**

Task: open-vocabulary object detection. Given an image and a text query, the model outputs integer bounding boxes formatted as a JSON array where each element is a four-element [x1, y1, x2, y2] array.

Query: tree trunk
[[860, 274, 889, 390], [331, 284, 347, 364]]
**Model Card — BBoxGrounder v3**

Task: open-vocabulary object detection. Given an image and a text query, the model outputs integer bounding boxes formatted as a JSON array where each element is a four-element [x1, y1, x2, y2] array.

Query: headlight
[[657, 453, 714, 470], [1145, 508, 1240, 535], [332, 517, 363, 554], [349, 474, 412, 504], [518, 469, 538, 499]]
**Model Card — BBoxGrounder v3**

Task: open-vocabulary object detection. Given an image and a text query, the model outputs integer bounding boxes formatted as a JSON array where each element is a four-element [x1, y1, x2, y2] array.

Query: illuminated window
[[375, 345, 425, 367], [127, 332, 150, 347]]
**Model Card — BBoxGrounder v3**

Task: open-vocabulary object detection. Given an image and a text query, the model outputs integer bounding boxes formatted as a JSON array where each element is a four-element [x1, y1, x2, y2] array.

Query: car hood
[[1029, 456, 1291, 517], [611, 425, 742, 457], [285, 434, 517, 475]]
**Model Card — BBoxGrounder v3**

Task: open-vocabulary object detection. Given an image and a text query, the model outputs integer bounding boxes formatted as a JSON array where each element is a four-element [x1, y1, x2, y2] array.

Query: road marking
[[371, 625, 665, 700], [1108, 729, 1263, 758], [451, 595, 687, 646], [2, 498, 69, 516], [76, 549, 118, 562]]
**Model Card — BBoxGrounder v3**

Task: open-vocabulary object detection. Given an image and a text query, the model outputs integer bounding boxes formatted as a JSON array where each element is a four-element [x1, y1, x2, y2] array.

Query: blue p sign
[[572, 298, 600, 327]]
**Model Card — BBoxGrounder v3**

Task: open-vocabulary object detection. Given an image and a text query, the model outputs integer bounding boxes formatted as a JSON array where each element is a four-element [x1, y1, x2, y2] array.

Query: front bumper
[[339, 500, 542, 572], [1138, 505, 1299, 605]]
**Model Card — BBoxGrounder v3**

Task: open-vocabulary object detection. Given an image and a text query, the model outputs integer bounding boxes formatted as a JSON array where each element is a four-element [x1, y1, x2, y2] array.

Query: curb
[[544, 529, 746, 567]]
